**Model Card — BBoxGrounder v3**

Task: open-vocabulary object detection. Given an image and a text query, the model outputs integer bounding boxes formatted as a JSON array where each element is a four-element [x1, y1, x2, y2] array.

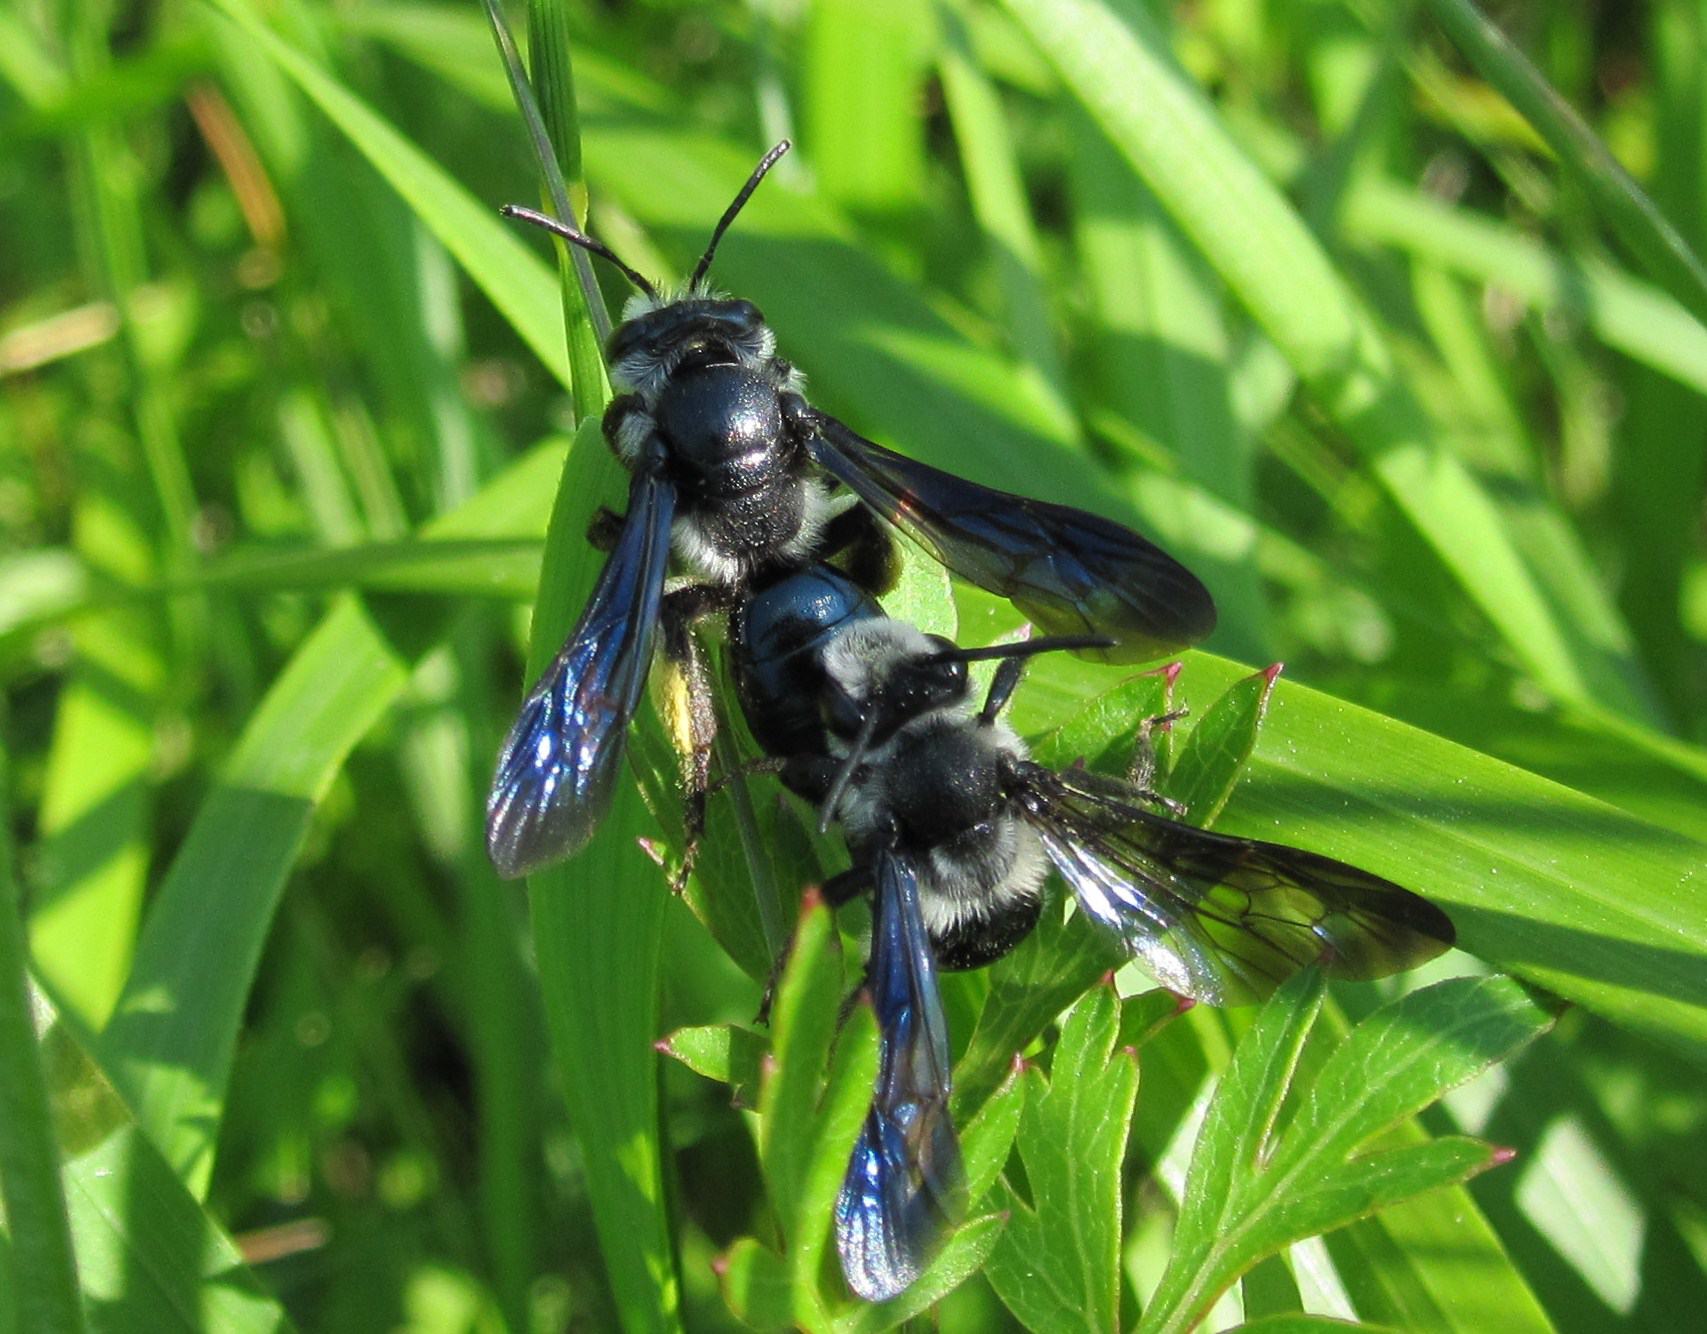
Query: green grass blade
[[937, 0, 1074, 420], [1422, 0, 1707, 329], [98, 597, 408, 1195], [40, 987, 293, 1331], [520, 418, 682, 1329], [0, 750, 86, 1334], [1345, 180, 1707, 397], [999, 0, 1655, 722], [200, 0, 568, 388], [27, 437, 165, 1031]]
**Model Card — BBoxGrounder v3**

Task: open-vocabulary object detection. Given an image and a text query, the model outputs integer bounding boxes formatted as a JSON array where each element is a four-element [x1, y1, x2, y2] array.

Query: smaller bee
[[730, 565, 1456, 1301]]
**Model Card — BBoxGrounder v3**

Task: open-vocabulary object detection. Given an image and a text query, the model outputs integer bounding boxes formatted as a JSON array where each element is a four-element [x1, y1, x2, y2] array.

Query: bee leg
[[820, 501, 900, 594], [586, 506, 625, 552], [1125, 708, 1191, 814], [756, 843, 872, 1029], [659, 584, 739, 891]]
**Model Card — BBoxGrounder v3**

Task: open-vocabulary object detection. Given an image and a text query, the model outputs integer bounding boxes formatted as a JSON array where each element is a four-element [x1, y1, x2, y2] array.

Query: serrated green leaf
[[657, 1023, 767, 1108], [791, 998, 879, 1320], [985, 984, 1138, 1331], [1142, 975, 1555, 1332], [758, 895, 847, 1227], [1029, 667, 1175, 774], [953, 901, 1123, 1117], [959, 1058, 1026, 1206], [1169, 664, 1279, 826], [718, 1238, 793, 1332]]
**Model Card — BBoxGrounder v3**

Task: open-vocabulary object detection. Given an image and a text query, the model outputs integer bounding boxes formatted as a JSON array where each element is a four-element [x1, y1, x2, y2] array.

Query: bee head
[[606, 296, 773, 393], [499, 142, 791, 395]]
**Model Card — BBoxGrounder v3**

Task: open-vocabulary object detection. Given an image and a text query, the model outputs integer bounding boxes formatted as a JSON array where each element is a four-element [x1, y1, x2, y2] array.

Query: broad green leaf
[[1228, 1319, 1394, 1333], [985, 984, 1138, 1331], [1009, 653, 1707, 1065], [520, 416, 679, 1331], [830, 1215, 1004, 1334], [1141, 973, 1555, 1332]]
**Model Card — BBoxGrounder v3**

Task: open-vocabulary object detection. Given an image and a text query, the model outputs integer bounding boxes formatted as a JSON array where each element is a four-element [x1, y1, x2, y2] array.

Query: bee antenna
[[816, 704, 882, 837], [499, 205, 658, 299], [690, 140, 791, 291], [926, 633, 1116, 666]]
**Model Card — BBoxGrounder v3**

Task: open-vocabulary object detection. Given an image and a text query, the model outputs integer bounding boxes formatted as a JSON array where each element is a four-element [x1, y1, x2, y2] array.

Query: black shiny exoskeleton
[[486, 141, 1220, 879], [729, 564, 1457, 1302]]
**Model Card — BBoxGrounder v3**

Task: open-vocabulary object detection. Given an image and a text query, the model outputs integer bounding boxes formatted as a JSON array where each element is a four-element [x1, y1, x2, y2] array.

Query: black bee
[[729, 564, 1456, 1301], [485, 142, 1218, 878]]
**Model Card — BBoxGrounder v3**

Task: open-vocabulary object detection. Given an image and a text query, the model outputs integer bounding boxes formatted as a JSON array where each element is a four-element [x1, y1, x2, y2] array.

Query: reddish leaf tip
[[1171, 991, 1198, 1015], [1099, 969, 1120, 989], [799, 885, 824, 912], [1262, 661, 1285, 685], [653, 1037, 673, 1055], [710, 1254, 729, 1278], [636, 836, 667, 867], [1489, 1144, 1518, 1166]]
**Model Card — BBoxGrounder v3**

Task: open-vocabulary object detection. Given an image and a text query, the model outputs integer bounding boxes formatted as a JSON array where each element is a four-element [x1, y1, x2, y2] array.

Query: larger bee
[[729, 564, 1456, 1301], [485, 142, 1217, 878]]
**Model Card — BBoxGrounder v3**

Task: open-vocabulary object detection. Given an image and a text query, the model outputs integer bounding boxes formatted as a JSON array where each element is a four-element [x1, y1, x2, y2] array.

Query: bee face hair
[[607, 295, 780, 402]]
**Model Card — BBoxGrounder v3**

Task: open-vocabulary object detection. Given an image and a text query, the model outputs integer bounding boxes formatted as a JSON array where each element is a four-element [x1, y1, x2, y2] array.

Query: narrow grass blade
[[99, 597, 409, 1195], [200, 0, 568, 387], [1422, 0, 1707, 329], [999, 0, 1654, 722], [0, 750, 86, 1334], [40, 985, 292, 1331], [27, 436, 165, 1030]]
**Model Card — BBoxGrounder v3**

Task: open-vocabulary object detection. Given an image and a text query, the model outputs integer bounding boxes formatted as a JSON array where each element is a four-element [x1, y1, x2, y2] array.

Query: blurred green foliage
[[1, 0, 1704, 1329]]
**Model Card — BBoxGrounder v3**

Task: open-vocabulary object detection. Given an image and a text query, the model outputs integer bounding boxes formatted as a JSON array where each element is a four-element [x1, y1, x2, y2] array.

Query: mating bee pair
[[484, 144, 1455, 1302]]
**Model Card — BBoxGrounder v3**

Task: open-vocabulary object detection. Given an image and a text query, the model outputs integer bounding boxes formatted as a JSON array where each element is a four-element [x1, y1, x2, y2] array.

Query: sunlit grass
[[2, 1, 1704, 1329]]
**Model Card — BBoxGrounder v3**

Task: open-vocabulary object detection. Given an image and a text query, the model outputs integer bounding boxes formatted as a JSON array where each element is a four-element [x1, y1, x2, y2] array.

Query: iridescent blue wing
[[804, 410, 1215, 664], [836, 847, 965, 1302], [485, 467, 676, 878], [1015, 763, 1454, 1006]]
